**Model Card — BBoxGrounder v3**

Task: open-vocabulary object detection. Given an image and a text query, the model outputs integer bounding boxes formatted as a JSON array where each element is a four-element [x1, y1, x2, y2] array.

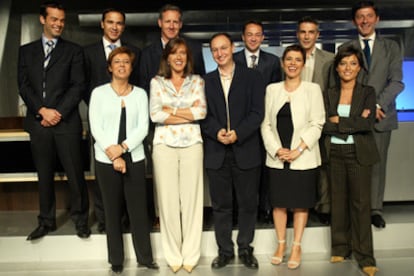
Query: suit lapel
[[370, 37, 384, 73], [350, 83, 365, 116]]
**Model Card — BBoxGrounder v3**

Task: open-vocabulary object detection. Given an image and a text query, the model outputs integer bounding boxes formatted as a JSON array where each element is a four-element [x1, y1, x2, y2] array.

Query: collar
[[102, 37, 121, 48], [358, 32, 376, 42], [244, 48, 260, 59], [42, 34, 58, 47]]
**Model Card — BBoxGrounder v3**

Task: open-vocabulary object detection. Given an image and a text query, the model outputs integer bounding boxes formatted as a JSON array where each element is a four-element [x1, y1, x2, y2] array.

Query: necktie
[[44, 40, 54, 68], [363, 39, 371, 68], [250, 55, 257, 69], [109, 44, 117, 51]]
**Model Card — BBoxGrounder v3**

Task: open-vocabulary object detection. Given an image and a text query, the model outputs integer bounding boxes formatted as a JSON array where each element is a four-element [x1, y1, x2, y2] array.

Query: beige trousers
[[153, 143, 204, 266]]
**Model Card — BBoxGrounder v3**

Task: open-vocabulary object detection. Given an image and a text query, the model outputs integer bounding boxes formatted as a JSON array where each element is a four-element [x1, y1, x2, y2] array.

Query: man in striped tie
[[18, 0, 90, 241]]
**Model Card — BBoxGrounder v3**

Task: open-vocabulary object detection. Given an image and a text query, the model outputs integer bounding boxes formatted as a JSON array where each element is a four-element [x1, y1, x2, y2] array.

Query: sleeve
[[123, 90, 149, 150], [149, 77, 170, 123], [233, 70, 265, 144], [189, 76, 207, 120], [18, 46, 43, 116], [261, 85, 282, 159], [299, 84, 325, 149], [377, 40, 404, 112], [55, 46, 86, 119], [89, 88, 113, 152], [338, 86, 377, 134]]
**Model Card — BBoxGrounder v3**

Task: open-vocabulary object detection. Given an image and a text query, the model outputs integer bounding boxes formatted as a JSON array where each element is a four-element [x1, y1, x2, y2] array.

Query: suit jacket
[[201, 65, 265, 170], [18, 37, 85, 134], [313, 48, 335, 92], [233, 49, 282, 85], [83, 40, 141, 104], [339, 35, 404, 132], [138, 38, 205, 93], [261, 81, 325, 170], [323, 82, 380, 165]]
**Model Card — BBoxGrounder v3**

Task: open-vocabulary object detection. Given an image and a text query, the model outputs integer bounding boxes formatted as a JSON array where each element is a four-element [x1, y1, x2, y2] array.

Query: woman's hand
[[361, 108, 371, 118], [105, 144, 123, 161], [113, 157, 126, 174], [329, 116, 339, 123], [276, 148, 290, 162]]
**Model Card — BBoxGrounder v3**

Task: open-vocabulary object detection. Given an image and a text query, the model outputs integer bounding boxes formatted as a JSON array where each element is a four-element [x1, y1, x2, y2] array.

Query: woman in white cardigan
[[89, 47, 158, 274], [261, 44, 325, 269]]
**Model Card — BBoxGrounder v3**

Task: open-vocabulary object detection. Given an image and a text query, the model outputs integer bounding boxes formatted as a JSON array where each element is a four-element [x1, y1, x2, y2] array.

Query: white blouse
[[150, 74, 207, 147]]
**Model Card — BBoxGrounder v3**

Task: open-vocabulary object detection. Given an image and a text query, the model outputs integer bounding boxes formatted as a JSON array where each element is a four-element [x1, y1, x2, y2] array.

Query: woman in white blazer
[[261, 44, 325, 269]]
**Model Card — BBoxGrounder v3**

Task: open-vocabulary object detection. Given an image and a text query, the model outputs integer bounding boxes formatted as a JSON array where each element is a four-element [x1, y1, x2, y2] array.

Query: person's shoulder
[[20, 39, 40, 50], [83, 41, 101, 51], [60, 38, 82, 49], [317, 48, 334, 58], [121, 41, 141, 52], [260, 49, 279, 59]]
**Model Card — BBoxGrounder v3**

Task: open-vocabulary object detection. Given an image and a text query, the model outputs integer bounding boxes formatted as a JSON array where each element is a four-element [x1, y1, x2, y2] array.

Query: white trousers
[[153, 143, 204, 266]]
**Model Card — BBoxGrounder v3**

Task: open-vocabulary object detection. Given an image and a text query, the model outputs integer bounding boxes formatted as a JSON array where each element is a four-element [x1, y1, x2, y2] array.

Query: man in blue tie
[[339, 0, 404, 229]]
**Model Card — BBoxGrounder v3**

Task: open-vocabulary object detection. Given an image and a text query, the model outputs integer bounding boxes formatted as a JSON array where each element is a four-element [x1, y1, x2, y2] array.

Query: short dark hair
[[40, 1, 64, 18], [209, 32, 234, 48], [242, 20, 264, 34], [297, 16, 319, 31], [107, 46, 136, 74], [158, 38, 193, 79], [158, 4, 182, 21], [282, 44, 307, 64], [352, 1, 378, 20], [334, 45, 364, 69], [101, 8, 126, 23]]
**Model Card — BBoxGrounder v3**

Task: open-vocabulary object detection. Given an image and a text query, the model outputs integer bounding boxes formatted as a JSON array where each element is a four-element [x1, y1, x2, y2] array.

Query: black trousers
[[328, 144, 376, 268], [30, 129, 89, 227], [95, 158, 154, 266], [207, 148, 260, 257]]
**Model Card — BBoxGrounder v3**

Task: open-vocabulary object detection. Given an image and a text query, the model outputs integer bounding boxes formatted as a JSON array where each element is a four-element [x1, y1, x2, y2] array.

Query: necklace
[[111, 83, 130, 97]]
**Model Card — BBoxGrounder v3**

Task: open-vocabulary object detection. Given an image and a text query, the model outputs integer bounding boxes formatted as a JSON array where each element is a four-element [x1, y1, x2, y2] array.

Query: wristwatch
[[297, 146, 304, 153]]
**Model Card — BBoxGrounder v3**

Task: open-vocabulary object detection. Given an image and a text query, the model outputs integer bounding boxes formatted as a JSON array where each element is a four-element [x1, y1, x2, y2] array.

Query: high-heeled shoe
[[362, 266, 379, 276], [183, 265, 194, 273], [271, 240, 286, 265], [170, 265, 182, 273], [287, 241, 301, 270], [330, 256, 345, 263]]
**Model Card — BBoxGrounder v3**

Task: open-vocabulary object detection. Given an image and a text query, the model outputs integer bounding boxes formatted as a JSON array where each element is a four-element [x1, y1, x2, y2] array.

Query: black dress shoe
[[239, 250, 259, 269], [371, 214, 386, 228], [111, 264, 123, 274], [211, 254, 234, 269], [76, 225, 91, 238], [27, 224, 56, 241], [139, 262, 159, 269]]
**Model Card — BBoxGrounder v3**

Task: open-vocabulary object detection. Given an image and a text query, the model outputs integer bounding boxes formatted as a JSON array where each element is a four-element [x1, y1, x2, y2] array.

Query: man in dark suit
[[340, 1, 404, 228], [18, 1, 90, 240], [201, 33, 265, 270], [138, 3, 205, 93], [83, 8, 140, 233], [233, 20, 281, 224], [83, 8, 141, 105], [296, 16, 335, 225]]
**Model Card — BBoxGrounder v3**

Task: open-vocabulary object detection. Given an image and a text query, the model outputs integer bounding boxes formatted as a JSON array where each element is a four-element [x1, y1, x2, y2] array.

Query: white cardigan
[[261, 81, 325, 170], [89, 83, 149, 164]]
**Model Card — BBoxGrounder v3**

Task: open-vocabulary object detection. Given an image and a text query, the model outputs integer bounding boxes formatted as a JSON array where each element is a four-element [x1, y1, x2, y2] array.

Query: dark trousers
[[30, 130, 89, 227], [207, 148, 260, 257], [95, 158, 153, 266], [328, 144, 376, 268]]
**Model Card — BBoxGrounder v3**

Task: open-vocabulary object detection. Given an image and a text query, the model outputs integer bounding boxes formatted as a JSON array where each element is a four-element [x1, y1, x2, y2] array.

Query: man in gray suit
[[340, 1, 404, 228], [296, 16, 334, 225]]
